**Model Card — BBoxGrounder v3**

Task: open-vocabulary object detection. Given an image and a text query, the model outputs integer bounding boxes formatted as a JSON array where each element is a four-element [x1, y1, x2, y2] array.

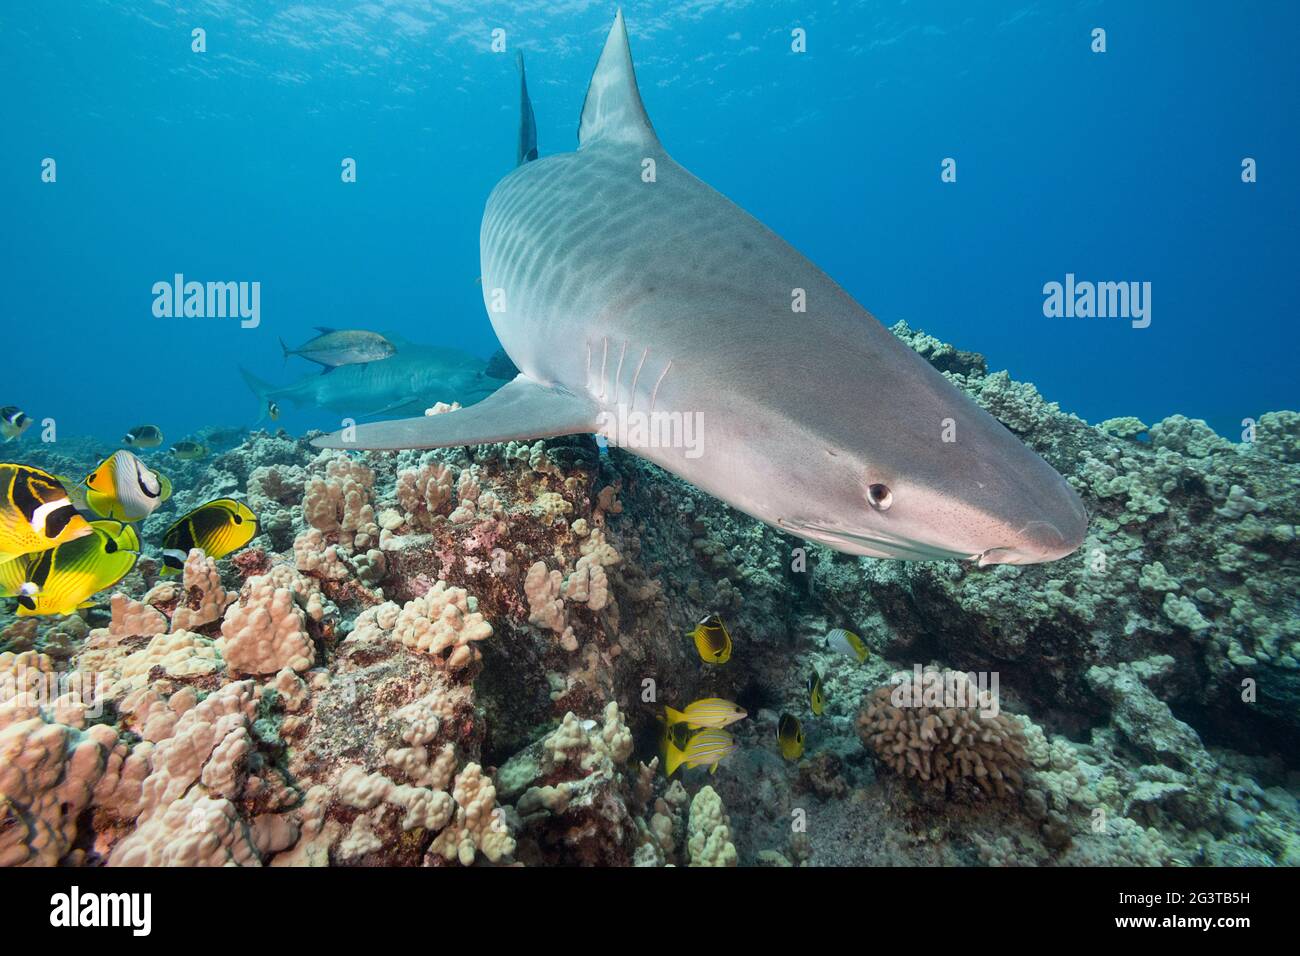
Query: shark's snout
[[978, 481, 1088, 566]]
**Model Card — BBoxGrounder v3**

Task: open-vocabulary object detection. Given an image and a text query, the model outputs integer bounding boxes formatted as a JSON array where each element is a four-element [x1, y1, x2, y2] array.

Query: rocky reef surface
[[1, 323, 1297, 867]]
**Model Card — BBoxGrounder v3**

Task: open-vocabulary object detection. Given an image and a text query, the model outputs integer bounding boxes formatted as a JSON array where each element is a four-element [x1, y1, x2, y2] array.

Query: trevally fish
[[315, 12, 1087, 566], [281, 328, 397, 372], [244, 334, 517, 422]]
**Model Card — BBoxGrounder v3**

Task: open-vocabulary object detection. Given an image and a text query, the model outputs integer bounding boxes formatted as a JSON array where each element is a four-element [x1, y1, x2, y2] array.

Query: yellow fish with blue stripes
[[664, 698, 747, 730], [664, 727, 738, 777]]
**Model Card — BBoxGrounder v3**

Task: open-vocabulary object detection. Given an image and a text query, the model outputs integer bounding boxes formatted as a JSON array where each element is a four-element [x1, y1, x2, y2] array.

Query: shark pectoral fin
[[311, 375, 599, 451]]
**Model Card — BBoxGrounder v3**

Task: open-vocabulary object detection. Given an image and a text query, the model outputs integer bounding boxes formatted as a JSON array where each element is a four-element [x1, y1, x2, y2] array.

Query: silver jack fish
[[280, 328, 397, 372]]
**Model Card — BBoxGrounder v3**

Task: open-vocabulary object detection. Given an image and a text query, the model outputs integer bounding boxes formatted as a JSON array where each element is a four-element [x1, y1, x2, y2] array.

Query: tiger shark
[[244, 334, 514, 421], [316, 11, 1087, 565]]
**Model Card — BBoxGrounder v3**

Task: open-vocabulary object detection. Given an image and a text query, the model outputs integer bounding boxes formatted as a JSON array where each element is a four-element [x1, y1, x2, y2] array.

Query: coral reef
[[1, 320, 1297, 868]]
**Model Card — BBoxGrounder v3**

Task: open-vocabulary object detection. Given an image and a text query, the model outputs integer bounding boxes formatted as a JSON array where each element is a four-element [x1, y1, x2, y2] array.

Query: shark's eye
[[867, 483, 893, 511]]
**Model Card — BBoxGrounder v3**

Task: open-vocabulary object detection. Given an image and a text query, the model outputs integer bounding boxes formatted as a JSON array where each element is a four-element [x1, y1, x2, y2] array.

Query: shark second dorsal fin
[[578, 9, 658, 150], [311, 376, 598, 451], [516, 51, 538, 166]]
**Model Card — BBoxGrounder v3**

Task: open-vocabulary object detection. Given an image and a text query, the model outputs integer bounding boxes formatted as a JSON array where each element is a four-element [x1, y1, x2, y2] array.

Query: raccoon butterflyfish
[[0, 520, 139, 617], [688, 612, 732, 664], [122, 424, 164, 448], [170, 440, 208, 461], [1, 407, 33, 442], [808, 670, 826, 716], [161, 498, 258, 574], [83, 450, 173, 522], [777, 713, 805, 761], [0, 463, 93, 563]]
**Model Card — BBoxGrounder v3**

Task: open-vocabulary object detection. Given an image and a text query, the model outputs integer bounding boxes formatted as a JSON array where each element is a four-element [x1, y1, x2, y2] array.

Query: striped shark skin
[[317, 11, 1087, 566]]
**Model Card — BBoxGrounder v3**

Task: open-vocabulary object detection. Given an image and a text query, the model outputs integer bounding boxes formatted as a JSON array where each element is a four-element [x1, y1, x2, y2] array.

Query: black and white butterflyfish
[[83, 450, 173, 522]]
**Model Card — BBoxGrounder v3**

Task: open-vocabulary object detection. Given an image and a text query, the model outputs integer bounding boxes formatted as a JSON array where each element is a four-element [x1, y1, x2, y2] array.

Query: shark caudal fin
[[240, 366, 277, 411], [578, 9, 659, 150], [516, 51, 538, 165], [311, 375, 598, 451]]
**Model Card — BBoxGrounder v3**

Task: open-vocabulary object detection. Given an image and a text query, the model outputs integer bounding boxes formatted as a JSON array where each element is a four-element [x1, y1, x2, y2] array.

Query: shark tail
[[241, 369, 276, 424], [516, 51, 538, 166]]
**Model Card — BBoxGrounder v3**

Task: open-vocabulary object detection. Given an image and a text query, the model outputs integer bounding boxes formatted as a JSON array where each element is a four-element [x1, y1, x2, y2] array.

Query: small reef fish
[[826, 627, 869, 664], [122, 425, 164, 448], [688, 613, 732, 664], [170, 441, 208, 461], [665, 727, 738, 777], [267, 401, 280, 422], [281, 328, 397, 371], [659, 719, 692, 759], [0, 520, 139, 616], [1, 407, 33, 442], [161, 498, 259, 574], [808, 670, 826, 716], [83, 451, 173, 522], [664, 698, 747, 730], [0, 464, 93, 563], [777, 713, 805, 761]]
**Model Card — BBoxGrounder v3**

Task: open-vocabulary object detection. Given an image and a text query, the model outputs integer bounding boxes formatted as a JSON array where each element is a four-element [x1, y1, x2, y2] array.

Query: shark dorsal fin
[[578, 10, 659, 150], [516, 51, 538, 166]]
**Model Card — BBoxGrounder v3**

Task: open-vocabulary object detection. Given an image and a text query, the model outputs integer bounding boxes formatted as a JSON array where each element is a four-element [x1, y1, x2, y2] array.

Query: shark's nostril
[[1020, 520, 1067, 550]]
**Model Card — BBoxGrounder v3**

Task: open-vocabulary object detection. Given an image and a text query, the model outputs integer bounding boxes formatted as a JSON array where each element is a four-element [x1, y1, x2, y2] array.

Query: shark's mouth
[[777, 519, 974, 562]]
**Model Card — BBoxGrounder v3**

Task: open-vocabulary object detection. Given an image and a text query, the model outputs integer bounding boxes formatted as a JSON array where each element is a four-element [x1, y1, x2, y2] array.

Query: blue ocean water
[[2, 0, 1295, 444]]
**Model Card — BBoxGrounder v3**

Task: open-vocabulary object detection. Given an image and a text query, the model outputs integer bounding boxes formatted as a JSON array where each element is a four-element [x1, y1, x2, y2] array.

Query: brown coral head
[[857, 667, 1027, 800]]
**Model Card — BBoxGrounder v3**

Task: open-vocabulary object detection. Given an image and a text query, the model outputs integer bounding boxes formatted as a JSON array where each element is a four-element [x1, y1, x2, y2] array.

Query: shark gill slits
[[867, 483, 893, 511]]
